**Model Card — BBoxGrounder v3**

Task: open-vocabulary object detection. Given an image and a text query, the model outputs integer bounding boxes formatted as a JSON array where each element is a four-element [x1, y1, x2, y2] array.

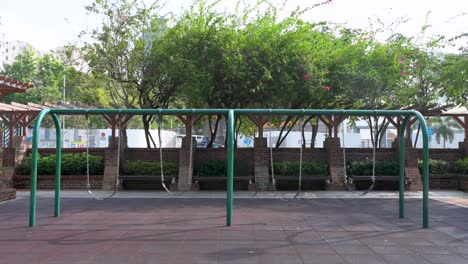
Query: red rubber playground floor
[[1, 192, 468, 264]]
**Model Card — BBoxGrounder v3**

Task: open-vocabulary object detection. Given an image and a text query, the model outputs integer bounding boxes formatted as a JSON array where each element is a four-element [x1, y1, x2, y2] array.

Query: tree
[[429, 117, 462, 148], [84, 0, 183, 147]]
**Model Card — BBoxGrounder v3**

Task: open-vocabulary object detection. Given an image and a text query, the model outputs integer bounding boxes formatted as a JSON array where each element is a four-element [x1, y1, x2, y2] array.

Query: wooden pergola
[[0, 102, 49, 147], [0, 76, 33, 101]]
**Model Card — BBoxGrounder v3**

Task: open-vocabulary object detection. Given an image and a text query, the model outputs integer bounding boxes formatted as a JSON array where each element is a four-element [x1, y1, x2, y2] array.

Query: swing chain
[[186, 114, 194, 186], [157, 113, 172, 194], [268, 110, 276, 190], [86, 114, 91, 190], [115, 117, 122, 189], [341, 119, 350, 184], [371, 116, 377, 184], [298, 115, 304, 193]]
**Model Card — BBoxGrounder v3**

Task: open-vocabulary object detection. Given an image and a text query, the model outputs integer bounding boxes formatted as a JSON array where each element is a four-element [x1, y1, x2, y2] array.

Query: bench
[[120, 175, 177, 189], [273, 175, 330, 190], [192, 175, 254, 190]]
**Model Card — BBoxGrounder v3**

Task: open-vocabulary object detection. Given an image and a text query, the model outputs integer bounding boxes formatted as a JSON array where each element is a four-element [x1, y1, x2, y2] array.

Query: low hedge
[[454, 158, 468, 174], [347, 160, 398, 176], [16, 153, 104, 175], [195, 160, 252, 177], [123, 160, 178, 176], [418, 159, 450, 174], [271, 161, 328, 176]]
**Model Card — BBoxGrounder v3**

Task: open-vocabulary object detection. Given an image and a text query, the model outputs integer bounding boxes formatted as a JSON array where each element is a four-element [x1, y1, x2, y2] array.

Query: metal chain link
[[269, 121, 276, 190], [158, 114, 172, 194], [188, 114, 194, 186], [371, 116, 377, 183], [86, 113, 119, 200], [115, 117, 121, 189], [341, 120, 349, 184], [298, 116, 303, 193]]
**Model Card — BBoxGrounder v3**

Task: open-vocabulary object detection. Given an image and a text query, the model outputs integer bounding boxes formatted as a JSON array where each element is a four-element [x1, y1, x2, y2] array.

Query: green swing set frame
[[28, 109, 430, 228]]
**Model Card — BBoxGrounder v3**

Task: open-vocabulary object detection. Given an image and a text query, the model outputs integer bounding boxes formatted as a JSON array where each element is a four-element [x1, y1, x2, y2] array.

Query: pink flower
[[121, 15, 126, 20], [416, 63, 421, 68], [326, 86, 331, 91], [401, 71, 407, 75], [327, 0, 332, 3], [397, 58, 405, 63], [362, 37, 368, 41], [304, 74, 311, 80]]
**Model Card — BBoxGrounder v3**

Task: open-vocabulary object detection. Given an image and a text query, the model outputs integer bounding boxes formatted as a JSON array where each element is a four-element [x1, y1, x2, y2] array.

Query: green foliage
[[16, 153, 104, 175], [196, 160, 225, 176], [272, 161, 328, 176], [454, 158, 468, 174], [417, 159, 450, 174], [195, 160, 251, 176], [347, 160, 398, 176], [123, 160, 178, 175]]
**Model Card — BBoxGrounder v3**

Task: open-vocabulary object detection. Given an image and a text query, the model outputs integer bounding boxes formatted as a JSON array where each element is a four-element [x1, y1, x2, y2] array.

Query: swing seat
[[348, 175, 412, 184], [274, 175, 329, 181], [192, 175, 253, 190]]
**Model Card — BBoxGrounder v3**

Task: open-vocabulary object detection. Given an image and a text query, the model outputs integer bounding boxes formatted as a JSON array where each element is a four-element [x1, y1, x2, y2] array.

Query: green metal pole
[[413, 111, 430, 228], [399, 116, 411, 219], [51, 114, 62, 217], [227, 109, 234, 226], [29, 109, 51, 227]]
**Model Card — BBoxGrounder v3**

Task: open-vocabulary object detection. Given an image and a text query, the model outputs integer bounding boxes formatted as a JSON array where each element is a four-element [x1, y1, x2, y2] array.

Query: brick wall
[[268, 148, 328, 163], [125, 148, 179, 162], [429, 175, 458, 189], [10, 146, 467, 191], [14, 175, 103, 189], [195, 148, 254, 164]]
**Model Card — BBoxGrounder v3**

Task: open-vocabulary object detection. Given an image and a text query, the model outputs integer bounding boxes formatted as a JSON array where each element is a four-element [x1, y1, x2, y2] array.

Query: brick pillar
[[102, 138, 119, 191], [178, 136, 196, 191], [254, 137, 270, 191], [461, 142, 468, 157], [405, 149, 423, 191], [1, 148, 16, 187], [1, 136, 30, 188], [393, 137, 422, 191], [14, 136, 30, 164], [325, 137, 349, 190]]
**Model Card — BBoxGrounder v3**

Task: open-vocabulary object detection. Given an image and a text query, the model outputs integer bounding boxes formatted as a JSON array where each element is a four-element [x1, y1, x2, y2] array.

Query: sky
[[0, 0, 467, 53]]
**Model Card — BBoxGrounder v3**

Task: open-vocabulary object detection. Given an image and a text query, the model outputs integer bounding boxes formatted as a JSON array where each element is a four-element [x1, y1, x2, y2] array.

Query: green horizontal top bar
[[49, 109, 230, 115], [48, 108, 418, 116], [234, 109, 418, 116]]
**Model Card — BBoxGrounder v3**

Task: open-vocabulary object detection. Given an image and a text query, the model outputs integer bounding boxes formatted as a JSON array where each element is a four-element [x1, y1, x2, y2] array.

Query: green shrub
[[272, 161, 328, 176], [195, 160, 251, 177], [347, 160, 398, 176], [16, 153, 104, 175], [418, 159, 450, 174], [123, 160, 178, 176], [454, 158, 468, 174]]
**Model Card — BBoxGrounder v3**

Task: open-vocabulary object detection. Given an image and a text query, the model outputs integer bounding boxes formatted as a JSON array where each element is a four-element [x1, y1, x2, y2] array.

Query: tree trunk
[[207, 114, 221, 148], [142, 115, 156, 148]]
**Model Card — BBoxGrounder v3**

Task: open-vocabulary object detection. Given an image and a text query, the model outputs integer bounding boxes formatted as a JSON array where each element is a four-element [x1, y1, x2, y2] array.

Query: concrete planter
[[0, 188, 16, 202]]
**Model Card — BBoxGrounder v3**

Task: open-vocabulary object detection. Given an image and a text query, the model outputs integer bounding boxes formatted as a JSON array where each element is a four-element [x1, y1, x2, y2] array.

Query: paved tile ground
[[1, 194, 468, 264]]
